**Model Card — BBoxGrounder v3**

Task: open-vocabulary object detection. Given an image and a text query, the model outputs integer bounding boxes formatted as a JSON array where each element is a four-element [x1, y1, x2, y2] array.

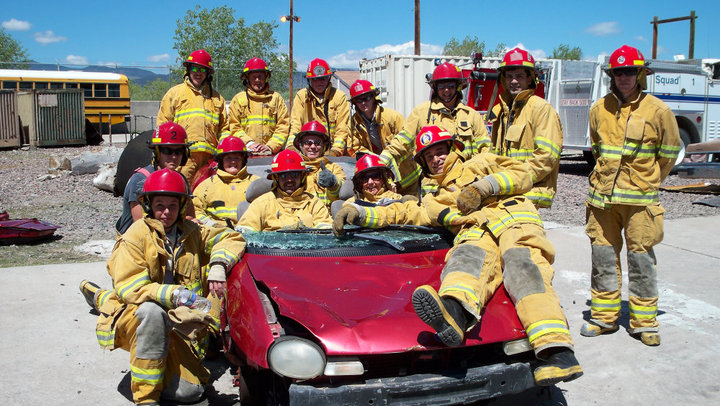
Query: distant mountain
[[25, 62, 169, 85]]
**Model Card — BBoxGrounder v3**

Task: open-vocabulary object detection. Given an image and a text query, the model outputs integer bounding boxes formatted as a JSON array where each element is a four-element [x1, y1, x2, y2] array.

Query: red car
[[224, 224, 541, 405]]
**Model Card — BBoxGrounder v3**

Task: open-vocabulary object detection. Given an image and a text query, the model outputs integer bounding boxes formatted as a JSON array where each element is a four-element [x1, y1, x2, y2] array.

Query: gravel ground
[[1, 145, 719, 267]]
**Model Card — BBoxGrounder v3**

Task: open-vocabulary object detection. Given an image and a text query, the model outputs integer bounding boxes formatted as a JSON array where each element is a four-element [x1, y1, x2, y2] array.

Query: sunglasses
[[358, 171, 383, 182], [301, 139, 324, 147], [436, 82, 457, 90], [190, 66, 208, 73], [158, 147, 184, 156], [354, 94, 375, 103], [613, 68, 638, 77], [277, 171, 303, 180]]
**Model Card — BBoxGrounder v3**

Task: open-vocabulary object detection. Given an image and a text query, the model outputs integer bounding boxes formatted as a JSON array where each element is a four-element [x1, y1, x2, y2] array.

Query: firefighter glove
[[333, 205, 361, 236], [318, 161, 338, 189], [457, 178, 495, 215]]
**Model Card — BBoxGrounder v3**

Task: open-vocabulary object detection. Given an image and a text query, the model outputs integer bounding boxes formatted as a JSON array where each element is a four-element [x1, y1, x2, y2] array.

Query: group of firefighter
[[78, 44, 681, 405]]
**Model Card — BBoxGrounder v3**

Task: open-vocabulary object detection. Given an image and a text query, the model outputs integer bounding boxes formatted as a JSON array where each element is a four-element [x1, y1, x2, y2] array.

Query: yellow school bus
[[0, 69, 130, 129]]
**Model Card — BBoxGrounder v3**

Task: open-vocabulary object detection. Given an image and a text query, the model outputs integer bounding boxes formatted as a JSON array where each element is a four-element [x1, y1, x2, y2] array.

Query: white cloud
[[2, 18, 31, 31], [147, 53, 170, 63], [506, 43, 547, 60], [63, 55, 88, 65], [324, 41, 444, 69], [585, 22, 621, 37], [634, 35, 648, 42], [34, 30, 67, 45], [98, 61, 120, 67]]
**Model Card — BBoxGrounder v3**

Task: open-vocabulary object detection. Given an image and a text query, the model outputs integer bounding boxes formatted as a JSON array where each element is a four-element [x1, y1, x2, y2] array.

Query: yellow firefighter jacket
[[352, 151, 540, 242], [302, 156, 346, 207], [157, 77, 230, 155], [587, 90, 681, 208], [192, 168, 259, 227], [491, 89, 563, 208], [380, 99, 491, 190], [227, 88, 290, 154], [96, 217, 244, 349], [289, 87, 351, 155], [349, 105, 419, 190], [236, 186, 333, 232]]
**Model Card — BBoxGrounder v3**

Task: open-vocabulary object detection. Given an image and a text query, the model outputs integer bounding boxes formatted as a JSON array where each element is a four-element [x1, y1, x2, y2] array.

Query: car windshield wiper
[[345, 231, 405, 251]]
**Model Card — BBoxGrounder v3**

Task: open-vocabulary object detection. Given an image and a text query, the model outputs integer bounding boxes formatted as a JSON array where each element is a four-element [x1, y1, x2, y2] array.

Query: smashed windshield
[[242, 227, 452, 257]]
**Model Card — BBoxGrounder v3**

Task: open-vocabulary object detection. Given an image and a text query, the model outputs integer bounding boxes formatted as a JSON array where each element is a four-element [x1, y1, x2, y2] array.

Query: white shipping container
[[359, 55, 475, 117]]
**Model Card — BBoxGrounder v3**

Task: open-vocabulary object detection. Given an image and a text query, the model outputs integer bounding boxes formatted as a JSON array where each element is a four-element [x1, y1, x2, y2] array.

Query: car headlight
[[267, 337, 326, 379], [503, 338, 533, 356]]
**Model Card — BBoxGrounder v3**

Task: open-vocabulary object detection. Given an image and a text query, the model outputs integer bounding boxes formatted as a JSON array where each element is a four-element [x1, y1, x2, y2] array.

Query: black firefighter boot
[[412, 285, 471, 347], [533, 348, 584, 386]]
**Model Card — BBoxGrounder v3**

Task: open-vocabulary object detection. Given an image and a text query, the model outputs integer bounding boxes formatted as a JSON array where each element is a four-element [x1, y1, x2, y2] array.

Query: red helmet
[[184, 49, 214, 73], [607, 45, 652, 74], [306, 58, 332, 79], [430, 62, 466, 89], [350, 79, 380, 102], [413, 125, 464, 164], [293, 121, 331, 152], [243, 57, 271, 79], [355, 154, 393, 179], [140, 168, 192, 219], [149, 122, 189, 165], [499, 48, 536, 70], [216, 136, 247, 156], [267, 150, 307, 179]]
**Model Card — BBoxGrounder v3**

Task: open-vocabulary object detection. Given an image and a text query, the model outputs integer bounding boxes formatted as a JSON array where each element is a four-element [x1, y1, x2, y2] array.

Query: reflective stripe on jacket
[[491, 90, 563, 208], [227, 89, 289, 153], [587, 91, 681, 208], [289, 87, 351, 155], [157, 78, 229, 154]]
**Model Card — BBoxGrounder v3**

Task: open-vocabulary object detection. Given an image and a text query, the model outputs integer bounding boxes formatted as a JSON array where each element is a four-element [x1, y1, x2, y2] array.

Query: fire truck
[[359, 54, 720, 164]]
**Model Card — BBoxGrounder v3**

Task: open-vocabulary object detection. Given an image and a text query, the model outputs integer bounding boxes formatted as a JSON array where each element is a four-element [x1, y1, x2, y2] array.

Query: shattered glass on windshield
[[242, 228, 449, 251]]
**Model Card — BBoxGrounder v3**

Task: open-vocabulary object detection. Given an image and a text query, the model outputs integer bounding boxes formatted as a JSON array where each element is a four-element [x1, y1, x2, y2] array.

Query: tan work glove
[[456, 178, 495, 215], [333, 205, 361, 236], [168, 306, 214, 341]]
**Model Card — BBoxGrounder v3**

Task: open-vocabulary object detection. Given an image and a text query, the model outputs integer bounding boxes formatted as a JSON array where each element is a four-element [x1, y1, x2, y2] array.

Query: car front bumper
[[289, 361, 536, 405]]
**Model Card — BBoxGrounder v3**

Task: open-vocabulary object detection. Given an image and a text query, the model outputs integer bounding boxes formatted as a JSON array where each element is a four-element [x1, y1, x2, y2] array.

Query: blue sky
[[3, 1, 719, 71]]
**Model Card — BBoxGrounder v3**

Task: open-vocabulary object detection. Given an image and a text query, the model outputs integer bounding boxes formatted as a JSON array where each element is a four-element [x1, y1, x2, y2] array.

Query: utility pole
[[414, 0, 420, 55], [281, 1, 301, 110], [651, 10, 697, 59]]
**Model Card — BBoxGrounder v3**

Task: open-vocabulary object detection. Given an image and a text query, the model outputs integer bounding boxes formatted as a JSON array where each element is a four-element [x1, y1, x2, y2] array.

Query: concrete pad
[[1, 216, 719, 404]]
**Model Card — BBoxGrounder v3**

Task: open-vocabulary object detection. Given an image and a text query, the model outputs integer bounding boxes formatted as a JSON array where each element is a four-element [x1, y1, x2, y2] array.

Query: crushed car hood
[[245, 251, 526, 355]]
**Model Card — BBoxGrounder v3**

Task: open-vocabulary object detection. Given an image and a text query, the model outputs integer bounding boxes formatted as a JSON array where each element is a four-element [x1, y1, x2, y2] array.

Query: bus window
[[94, 83, 107, 98], [65, 83, 79, 88], [50, 82, 64, 89], [2, 81, 17, 90], [20, 82, 33, 90], [81, 83, 93, 97], [108, 84, 120, 97], [35, 82, 49, 89]]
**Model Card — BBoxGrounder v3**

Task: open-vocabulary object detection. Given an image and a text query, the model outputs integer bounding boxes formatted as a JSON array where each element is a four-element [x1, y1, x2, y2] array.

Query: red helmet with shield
[[498, 47, 538, 88], [293, 121, 331, 152], [184, 49, 214, 73], [306, 58, 332, 79], [268, 150, 307, 180], [242, 57, 271, 82], [606, 45, 653, 89], [413, 125, 464, 164], [349, 80, 380, 102], [148, 122, 190, 166]]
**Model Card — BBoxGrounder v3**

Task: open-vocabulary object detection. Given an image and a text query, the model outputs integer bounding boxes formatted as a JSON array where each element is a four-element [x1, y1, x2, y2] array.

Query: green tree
[[0, 28, 30, 69], [129, 79, 172, 101], [443, 36, 506, 58], [551, 44, 582, 60], [172, 5, 292, 100]]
